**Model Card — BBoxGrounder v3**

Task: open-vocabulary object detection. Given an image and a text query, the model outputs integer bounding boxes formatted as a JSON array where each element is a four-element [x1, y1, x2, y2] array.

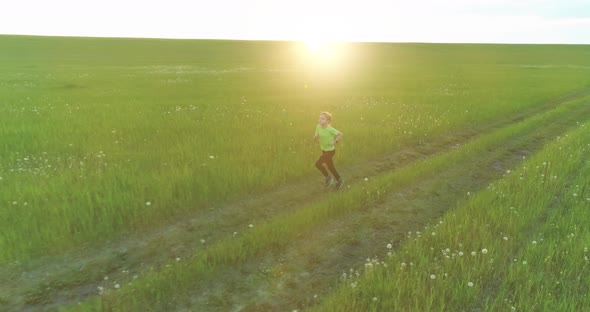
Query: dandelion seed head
[[145, 201, 151, 206], [372, 297, 378, 302], [114, 284, 120, 289], [458, 252, 464, 256], [471, 251, 476, 256], [364, 177, 369, 181], [503, 237, 508, 241], [430, 274, 436, 280], [468, 282, 474, 287], [176, 257, 181, 262], [387, 243, 392, 249], [209, 155, 215, 159], [522, 261, 527, 265], [532, 241, 537, 244], [481, 249, 488, 254], [249, 224, 254, 228]]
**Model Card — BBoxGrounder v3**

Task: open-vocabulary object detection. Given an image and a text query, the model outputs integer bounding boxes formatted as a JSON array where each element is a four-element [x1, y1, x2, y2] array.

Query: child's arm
[[330, 132, 343, 146]]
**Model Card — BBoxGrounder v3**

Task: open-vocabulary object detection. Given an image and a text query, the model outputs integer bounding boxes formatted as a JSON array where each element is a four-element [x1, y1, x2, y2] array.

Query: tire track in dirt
[[2, 87, 590, 311]]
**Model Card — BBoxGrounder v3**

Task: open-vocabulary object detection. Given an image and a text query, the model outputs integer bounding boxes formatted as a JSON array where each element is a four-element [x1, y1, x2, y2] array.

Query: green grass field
[[1, 35, 589, 311]]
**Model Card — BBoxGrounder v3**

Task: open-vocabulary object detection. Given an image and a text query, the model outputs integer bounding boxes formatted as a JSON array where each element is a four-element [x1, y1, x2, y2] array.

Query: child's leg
[[324, 150, 341, 180], [315, 153, 330, 177]]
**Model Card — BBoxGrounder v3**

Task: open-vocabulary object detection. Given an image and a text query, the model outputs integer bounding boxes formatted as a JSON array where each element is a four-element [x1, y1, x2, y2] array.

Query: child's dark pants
[[315, 150, 341, 180]]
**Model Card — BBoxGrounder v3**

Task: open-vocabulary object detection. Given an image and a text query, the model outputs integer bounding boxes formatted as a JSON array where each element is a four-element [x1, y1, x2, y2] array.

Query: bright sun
[[301, 39, 345, 65], [304, 39, 328, 53]]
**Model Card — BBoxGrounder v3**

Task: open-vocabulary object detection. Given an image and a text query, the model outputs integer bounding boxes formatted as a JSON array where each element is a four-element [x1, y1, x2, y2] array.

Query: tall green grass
[[63, 94, 590, 311], [1, 36, 590, 263], [316, 120, 590, 311]]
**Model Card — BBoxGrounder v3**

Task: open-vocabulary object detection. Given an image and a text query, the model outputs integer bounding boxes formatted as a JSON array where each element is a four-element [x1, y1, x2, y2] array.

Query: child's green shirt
[[316, 124, 340, 152]]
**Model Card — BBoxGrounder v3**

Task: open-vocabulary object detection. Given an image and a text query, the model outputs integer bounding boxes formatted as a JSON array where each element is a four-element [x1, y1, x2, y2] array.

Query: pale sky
[[2, 0, 589, 43]]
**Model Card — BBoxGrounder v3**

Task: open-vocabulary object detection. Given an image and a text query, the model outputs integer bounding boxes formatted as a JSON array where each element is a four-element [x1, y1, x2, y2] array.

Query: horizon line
[[1, 33, 588, 46]]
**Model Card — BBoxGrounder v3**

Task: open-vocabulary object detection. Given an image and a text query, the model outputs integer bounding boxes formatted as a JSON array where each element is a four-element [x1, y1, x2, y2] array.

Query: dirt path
[[2, 88, 590, 311]]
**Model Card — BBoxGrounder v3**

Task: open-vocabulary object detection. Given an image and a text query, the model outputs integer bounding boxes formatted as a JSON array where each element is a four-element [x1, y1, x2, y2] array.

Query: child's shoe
[[335, 178, 344, 190], [325, 175, 334, 187]]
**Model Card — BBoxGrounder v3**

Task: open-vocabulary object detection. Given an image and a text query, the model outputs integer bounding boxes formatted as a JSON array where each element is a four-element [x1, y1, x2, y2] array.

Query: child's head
[[319, 112, 332, 125]]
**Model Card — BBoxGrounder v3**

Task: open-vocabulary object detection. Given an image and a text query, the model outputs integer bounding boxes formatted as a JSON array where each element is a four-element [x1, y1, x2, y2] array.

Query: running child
[[313, 112, 344, 190]]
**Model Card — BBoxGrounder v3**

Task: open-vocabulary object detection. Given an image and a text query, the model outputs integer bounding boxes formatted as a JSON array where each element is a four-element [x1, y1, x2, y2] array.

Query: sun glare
[[304, 39, 327, 53], [300, 39, 346, 66]]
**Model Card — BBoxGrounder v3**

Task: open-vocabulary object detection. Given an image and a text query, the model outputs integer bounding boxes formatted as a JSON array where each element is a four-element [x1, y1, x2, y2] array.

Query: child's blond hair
[[320, 112, 332, 123]]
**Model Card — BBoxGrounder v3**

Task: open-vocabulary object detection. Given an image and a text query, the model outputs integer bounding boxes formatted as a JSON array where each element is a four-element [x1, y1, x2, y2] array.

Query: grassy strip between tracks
[[66, 95, 590, 311]]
